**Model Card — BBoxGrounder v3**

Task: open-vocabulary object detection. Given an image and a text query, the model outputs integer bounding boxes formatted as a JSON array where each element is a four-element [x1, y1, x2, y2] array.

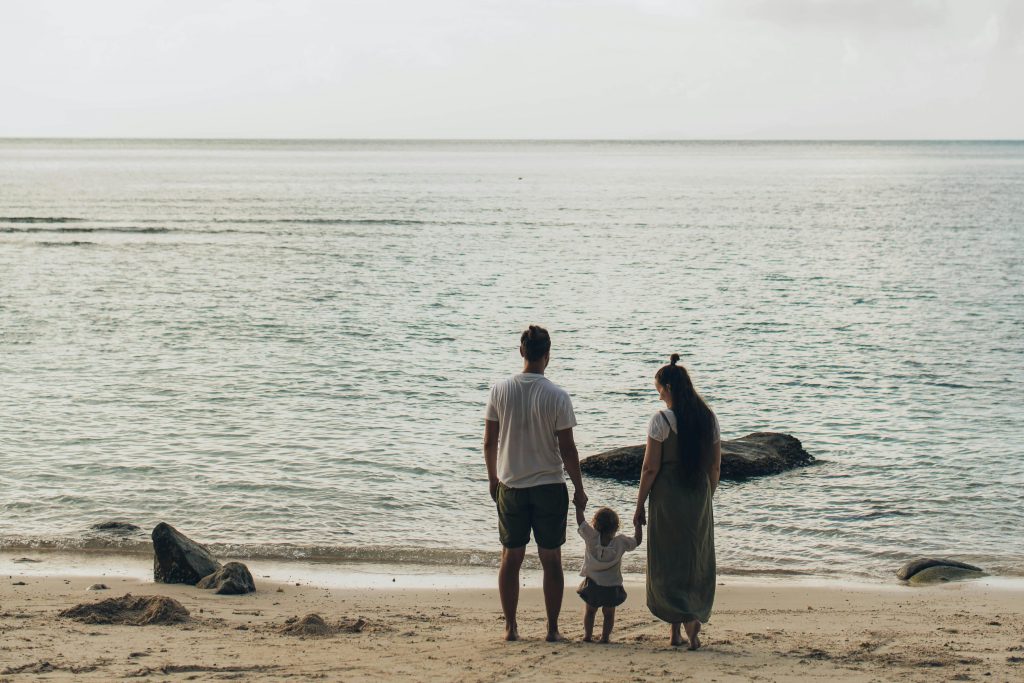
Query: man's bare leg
[[582, 604, 597, 642], [537, 546, 565, 642], [498, 546, 525, 641], [599, 606, 615, 643]]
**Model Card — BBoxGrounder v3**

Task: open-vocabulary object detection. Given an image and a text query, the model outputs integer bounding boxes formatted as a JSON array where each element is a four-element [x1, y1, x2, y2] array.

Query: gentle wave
[[0, 226, 255, 235], [0, 535, 852, 577], [5, 535, 1020, 579], [0, 216, 85, 223]]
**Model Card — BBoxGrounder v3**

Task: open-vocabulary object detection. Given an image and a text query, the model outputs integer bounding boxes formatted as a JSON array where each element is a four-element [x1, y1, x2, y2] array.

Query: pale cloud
[[0, 0, 1020, 138]]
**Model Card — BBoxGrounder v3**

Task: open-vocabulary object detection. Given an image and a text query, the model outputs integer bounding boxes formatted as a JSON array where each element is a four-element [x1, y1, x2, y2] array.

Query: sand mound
[[278, 613, 368, 637], [279, 613, 335, 636], [59, 594, 190, 625]]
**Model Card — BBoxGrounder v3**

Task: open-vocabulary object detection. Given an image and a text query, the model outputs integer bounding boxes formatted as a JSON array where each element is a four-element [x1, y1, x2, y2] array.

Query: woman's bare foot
[[545, 630, 567, 643], [582, 635, 593, 643], [683, 620, 702, 651], [670, 623, 685, 647], [598, 636, 610, 644]]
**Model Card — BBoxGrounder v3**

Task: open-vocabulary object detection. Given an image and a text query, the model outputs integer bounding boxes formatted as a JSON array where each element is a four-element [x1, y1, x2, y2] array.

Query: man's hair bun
[[520, 325, 551, 361]]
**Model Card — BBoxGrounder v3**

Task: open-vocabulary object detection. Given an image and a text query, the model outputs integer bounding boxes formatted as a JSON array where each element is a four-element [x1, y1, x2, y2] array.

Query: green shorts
[[496, 482, 569, 549]]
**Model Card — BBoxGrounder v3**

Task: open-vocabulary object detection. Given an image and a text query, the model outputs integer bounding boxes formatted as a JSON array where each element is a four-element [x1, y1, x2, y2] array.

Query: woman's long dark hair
[[656, 354, 716, 475]]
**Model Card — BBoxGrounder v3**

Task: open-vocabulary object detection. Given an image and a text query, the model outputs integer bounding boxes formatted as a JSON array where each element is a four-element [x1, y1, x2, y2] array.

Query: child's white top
[[577, 521, 638, 587]]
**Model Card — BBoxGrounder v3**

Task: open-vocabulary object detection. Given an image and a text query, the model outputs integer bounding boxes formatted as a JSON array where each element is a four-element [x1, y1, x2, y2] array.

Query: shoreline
[[3, 553, 1024, 681], [5, 548, 1024, 591]]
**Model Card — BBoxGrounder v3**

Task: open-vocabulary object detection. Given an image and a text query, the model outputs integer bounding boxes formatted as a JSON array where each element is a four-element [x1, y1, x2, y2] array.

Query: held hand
[[634, 522, 643, 545], [572, 488, 588, 511], [489, 479, 500, 503], [633, 505, 646, 528]]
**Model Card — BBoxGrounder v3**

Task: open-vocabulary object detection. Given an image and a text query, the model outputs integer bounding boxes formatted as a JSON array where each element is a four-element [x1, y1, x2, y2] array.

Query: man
[[483, 325, 588, 642]]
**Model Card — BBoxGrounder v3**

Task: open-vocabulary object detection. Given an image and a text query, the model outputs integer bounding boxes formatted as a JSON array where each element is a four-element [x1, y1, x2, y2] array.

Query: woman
[[634, 354, 721, 649]]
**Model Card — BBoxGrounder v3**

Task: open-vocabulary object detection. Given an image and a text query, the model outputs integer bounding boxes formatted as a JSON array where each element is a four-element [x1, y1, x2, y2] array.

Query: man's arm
[[556, 428, 587, 511], [484, 419, 500, 502]]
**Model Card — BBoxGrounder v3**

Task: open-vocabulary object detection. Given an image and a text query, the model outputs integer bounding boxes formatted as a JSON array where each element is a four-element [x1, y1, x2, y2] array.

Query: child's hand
[[573, 502, 586, 526]]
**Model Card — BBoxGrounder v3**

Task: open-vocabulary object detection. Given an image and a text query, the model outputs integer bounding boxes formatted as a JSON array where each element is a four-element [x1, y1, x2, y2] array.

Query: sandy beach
[[2, 558, 1022, 682]]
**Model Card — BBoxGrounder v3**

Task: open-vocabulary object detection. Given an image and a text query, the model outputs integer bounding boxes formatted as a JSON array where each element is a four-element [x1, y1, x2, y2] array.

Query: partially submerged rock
[[581, 432, 814, 481], [897, 558, 984, 583], [59, 594, 189, 625], [86, 583, 109, 591], [90, 521, 142, 534], [907, 566, 985, 585], [152, 523, 221, 585], [197, 561, 256, 595]]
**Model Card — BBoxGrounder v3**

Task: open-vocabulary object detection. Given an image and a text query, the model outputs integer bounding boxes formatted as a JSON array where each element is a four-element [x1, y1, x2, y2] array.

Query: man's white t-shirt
[[484, 373, 576, 489]]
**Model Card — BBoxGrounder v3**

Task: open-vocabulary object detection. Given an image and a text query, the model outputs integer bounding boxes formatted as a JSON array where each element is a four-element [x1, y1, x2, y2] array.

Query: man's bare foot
[[582, 635, 593, 643], [598, 636, 610, 644], [504, 623, 519, 642], [684, 620, 702, 651], [545, 631, 567, 643], [670, 623, 685, 647]]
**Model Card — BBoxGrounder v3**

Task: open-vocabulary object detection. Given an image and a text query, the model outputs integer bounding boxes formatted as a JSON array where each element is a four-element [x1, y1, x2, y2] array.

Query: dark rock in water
[[91, 521, 142, 534], [86, 583, 109, 591], [59, 594, 189, 625], [197, 561, 256, 595], [907, 566, 985, 585], [152, 522, 221, 585], [896, 558, 984, 582], [580, 432, 814, 481]]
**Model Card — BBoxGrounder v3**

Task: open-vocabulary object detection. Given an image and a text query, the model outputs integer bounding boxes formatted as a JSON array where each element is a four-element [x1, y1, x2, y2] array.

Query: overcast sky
[[1, 0, 1022, 139]]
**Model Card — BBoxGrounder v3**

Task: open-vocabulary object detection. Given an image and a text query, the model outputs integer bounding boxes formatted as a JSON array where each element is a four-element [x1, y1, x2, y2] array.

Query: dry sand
[[2, 567, 1023, 682]]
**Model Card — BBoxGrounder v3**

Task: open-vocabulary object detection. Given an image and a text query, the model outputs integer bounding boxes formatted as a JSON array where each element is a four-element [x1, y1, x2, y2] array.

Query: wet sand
[[1, 566, 1022, 682]]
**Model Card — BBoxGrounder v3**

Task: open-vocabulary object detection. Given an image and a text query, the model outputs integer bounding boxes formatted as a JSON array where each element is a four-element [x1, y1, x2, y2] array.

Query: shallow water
[[1, 139, 1022, 579]]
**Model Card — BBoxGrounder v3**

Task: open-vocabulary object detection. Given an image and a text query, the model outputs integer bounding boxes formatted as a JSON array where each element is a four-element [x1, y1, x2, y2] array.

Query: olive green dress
[[646, 411, 716, 624]]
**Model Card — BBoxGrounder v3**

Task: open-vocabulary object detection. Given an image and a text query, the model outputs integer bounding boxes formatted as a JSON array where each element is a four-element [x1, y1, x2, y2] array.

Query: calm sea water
[[1, 139, 1022, 579]]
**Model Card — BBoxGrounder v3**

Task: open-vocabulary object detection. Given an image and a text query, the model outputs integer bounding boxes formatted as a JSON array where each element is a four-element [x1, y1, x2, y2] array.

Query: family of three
[[483, 325, 721, 648]]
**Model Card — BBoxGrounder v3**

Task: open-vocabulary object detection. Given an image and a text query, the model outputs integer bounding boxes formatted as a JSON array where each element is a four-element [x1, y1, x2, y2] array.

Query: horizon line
[[1, 136, 1023, 143]]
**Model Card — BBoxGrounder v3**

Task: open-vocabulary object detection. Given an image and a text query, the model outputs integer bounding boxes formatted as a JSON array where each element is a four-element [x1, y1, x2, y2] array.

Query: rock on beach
[[580, 432, 814, 481], [152, 522, 221, 585], [197, 561, 256, 595]]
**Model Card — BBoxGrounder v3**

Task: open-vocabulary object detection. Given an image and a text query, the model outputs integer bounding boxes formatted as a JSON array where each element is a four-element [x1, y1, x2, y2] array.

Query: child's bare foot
[[684, 620, 702, 650]]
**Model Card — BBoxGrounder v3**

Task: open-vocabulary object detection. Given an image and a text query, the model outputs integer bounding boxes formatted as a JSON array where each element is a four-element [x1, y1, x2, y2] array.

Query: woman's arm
[[709, 439, 722, 495], [633, 436, 663, 527]]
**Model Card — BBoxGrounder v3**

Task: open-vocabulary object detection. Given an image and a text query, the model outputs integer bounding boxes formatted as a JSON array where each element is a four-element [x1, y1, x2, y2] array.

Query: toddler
[[575, 504, 641, 643]]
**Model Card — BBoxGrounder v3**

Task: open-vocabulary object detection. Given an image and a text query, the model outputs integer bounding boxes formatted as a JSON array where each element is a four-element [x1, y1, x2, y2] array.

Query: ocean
[[1, 139, 1022, 580]]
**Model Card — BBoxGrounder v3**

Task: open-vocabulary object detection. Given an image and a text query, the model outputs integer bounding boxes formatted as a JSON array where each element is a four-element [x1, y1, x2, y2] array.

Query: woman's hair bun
[[670, 353, 680, 365]]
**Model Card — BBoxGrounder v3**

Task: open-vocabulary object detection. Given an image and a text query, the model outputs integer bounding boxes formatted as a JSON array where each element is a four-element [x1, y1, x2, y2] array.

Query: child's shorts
[[577, 578, 627, 608]]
